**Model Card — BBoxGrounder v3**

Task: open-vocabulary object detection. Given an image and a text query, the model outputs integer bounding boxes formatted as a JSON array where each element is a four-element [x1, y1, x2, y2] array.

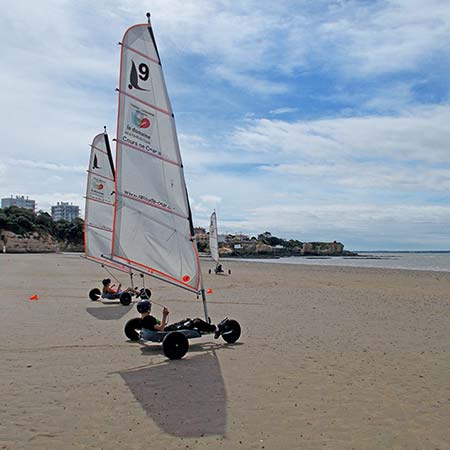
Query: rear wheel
[[208, 269, 212, 274], [124, 318, 142, 341], [222, 319, 241, 343], [89, 288, 101, 301], [162, 332, 189, 359], [228, 269, 231, 275], [120, 292, 132, 306]]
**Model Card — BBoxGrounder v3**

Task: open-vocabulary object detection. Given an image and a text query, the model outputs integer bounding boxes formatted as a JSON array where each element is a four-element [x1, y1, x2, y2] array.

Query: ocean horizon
[[238, 251, 450, 272]]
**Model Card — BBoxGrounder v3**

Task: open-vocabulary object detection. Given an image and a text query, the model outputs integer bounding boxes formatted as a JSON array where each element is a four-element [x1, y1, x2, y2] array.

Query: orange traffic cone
[[29, 294, 39, 301]]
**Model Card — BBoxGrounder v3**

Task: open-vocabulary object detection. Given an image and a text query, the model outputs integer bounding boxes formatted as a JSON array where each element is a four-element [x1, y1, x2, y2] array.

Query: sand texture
[[0, 253, 449, 450]]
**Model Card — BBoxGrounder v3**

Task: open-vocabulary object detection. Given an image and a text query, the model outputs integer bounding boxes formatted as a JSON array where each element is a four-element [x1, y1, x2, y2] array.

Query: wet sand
[[0, 253, 448, 450]]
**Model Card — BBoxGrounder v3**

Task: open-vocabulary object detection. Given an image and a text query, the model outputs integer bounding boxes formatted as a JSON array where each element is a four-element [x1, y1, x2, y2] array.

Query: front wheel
[[222, 319, 241, 343], [228, 269, 231, 275], [89, 288, 101, 301], [208, 269, 211, 274], [162, 331, 189, 359], [124, 318, 142, 341], [120, 292, 132, 306]]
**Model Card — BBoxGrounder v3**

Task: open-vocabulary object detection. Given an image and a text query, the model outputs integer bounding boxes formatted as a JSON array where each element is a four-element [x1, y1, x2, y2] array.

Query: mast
[[103, 126, 115, 178]]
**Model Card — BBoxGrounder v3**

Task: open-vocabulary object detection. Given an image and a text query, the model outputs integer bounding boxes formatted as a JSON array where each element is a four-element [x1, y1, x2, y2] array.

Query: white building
[[51, 202, 80, 222], [1, 195, 36, 212]]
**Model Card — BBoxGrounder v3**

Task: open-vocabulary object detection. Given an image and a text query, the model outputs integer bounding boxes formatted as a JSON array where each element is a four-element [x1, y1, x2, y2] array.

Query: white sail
[[110, 19, 201, 293], [84, 132, 129, 273], [209, 211, 219, 263]]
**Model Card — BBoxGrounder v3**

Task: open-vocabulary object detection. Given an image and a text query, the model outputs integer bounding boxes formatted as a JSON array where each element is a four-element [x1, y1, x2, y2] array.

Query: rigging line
[[103, 264, 122, 284]]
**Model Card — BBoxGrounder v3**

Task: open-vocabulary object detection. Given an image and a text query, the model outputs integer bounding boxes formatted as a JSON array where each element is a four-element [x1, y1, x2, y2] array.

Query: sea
[[239, 252, 450, 272]]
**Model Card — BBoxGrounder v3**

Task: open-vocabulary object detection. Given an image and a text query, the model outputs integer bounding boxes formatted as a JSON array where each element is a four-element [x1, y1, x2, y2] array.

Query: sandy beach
[[0, 253, 448, 450]]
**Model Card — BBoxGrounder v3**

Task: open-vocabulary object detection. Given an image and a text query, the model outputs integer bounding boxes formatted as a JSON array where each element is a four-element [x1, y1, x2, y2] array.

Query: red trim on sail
[[86, 170, 114, 182], [118, 139, 180, 167], [112, 254, 198, 292], [118, 192, 188, 219], [118, 89, 172, 117], [191, 240, 202, 291], [122, 44, 160, 65]]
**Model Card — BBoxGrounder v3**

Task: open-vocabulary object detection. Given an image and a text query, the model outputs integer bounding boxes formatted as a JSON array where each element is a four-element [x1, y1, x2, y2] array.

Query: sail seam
[[85, 196, 114, 207], [87, 170, 114, 182], [122, 44, 160, 65], [90, 145, 109, 155], [117, 89, 172, 117], [118, 192, 189, 220], [118, 139, 180, 167], [87, 223, 113, 233]]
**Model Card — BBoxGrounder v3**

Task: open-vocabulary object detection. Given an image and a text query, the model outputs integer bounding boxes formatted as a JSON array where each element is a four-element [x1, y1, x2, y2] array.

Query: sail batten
[[111, 21, 202, 293], [86, 170, 115, 182], [122, 44, 160, 64], [117, 89, 172, 116], [118, 138, 180, 166], [90, 145, 109, 155], [119, 192, 190, 219]]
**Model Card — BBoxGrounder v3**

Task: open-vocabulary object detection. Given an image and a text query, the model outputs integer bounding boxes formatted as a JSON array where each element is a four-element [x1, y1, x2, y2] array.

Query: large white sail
[[84, 132, 129, 273], [110, 18, 201, 293], [209, 211, 219, 263]]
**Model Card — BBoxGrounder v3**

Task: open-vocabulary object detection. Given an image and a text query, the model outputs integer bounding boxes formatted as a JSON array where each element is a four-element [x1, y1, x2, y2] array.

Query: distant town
[[1, 195, 80, 222], [0, 194, 348, 256]]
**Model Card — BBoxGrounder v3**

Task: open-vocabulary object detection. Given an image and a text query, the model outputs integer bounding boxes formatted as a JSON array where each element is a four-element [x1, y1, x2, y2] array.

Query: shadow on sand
[[86, 304, 132, 320], [120, 344, 240, 437]]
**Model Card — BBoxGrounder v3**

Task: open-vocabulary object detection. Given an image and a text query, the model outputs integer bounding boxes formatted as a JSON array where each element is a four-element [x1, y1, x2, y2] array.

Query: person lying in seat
[[136, 300, 228, 338], [101, 278, 141, 300]]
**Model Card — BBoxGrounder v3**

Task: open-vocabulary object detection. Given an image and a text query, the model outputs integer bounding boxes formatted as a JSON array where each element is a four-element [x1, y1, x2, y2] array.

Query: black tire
[[222, 319, 241, 343], [208, 269, 211, 274], [228, 269, 231, 275], [89, 288, 101, 301], [162, 331, 189, 359], [141, 288, 151, 299], [124, 318, 142, 341], [120, 292, 132, 306]]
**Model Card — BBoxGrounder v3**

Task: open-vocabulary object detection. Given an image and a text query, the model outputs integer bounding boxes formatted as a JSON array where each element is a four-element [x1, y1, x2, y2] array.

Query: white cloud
[[199, 195, 222, 205], [269, 107, 299, 115], [6, 159, 85, 174], [232, 105, 450, 164]]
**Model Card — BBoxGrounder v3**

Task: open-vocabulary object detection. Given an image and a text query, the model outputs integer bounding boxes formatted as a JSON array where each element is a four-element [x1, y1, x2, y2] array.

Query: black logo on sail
[[128, 60, 150, 91], [92, 154, 101, 169]]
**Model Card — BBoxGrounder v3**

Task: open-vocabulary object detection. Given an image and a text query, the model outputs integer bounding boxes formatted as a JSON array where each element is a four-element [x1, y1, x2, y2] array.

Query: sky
[[1, 0, 449, 250]]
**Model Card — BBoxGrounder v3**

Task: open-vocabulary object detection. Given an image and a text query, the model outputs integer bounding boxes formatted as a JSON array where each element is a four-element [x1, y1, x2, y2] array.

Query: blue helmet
[[137, 300, 151, 314]]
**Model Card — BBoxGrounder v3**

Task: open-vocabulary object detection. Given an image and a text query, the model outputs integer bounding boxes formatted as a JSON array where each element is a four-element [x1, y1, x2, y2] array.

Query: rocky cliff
[[219, 240, 347, 257], [0, 231, 83, 253]]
